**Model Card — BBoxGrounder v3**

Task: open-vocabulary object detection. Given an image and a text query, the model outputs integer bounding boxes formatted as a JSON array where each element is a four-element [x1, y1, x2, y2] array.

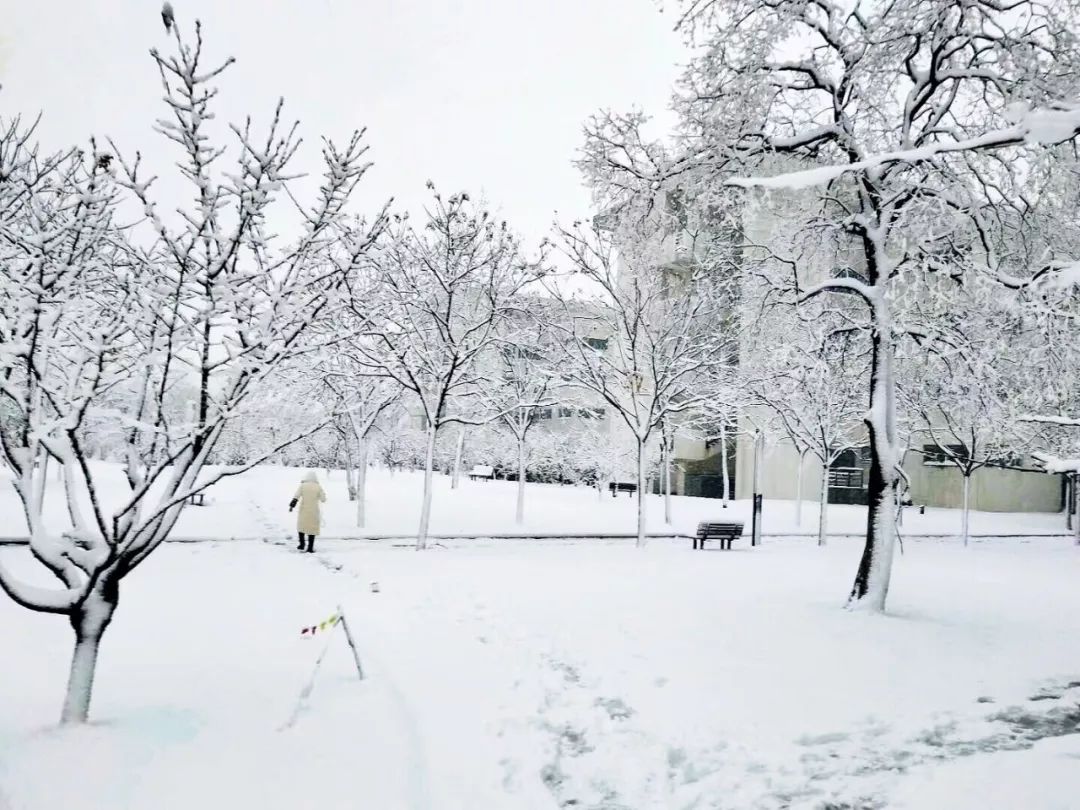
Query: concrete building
[[729, 434, 1062, 513], [606, 189, 1066, 513]]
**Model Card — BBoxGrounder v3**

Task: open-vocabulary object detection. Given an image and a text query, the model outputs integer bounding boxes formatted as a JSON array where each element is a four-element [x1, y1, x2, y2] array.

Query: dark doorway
[[828, 447, 871, 505]]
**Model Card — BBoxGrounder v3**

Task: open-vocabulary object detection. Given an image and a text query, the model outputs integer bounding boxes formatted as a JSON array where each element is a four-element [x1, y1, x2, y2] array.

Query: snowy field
[[2, 467, 1080, 809], [2, 463, 1072, 541]]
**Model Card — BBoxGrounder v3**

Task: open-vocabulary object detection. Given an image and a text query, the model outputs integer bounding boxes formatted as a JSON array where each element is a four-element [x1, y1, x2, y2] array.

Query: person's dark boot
[[306, 539, 315, 553], [297, 537, 305, 551]]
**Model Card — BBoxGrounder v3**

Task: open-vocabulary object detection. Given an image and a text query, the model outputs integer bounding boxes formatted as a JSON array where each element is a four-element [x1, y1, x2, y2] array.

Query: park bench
[[186, 492, 206, 507], [693, 521, 744, 550], [468, 465, 494, 481], [608, 481, 637, 497]]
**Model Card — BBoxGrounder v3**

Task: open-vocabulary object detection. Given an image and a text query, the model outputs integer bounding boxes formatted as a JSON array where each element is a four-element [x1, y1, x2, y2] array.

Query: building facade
[[621, 189, 1065, 513]]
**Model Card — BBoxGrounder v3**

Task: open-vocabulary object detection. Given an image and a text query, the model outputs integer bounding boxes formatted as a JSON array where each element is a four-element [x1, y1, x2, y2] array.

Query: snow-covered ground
[[167, 465, 1080, 539], [2, 466, 1079, 808], [2, 462, 1071, 541]]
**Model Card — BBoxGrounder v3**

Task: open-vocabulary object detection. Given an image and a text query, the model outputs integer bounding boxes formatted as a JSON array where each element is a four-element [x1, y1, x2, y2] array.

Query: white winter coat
[[293, 480, 326, 535]]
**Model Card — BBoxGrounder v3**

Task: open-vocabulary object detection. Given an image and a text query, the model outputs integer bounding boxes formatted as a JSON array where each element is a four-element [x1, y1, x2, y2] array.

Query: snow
[[890, 735, 1080, 810], [728, 103, 1080, 191], [2, 465, 1079, 808], [3, 462, 1071, 541]]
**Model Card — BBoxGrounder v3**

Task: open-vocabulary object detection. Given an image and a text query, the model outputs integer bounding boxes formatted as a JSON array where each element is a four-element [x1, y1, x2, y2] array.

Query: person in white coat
[[289, 471, 326, 553]]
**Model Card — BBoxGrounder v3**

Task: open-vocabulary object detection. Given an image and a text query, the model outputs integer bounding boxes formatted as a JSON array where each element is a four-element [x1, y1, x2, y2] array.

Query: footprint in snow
[[797, 731, 851, 747]]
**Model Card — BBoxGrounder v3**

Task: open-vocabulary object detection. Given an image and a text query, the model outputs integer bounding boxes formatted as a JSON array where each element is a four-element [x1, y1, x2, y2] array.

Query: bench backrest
[[697, 522, 744, 536]]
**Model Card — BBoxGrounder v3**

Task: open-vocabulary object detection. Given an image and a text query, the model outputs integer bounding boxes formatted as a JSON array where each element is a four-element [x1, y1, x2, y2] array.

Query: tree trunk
[[635, 436, 647, 548], [818, 458, 829, 547], [60, 576, 118, 725], [516, 436, 526, 525], [38, 452, 50, 502], [450, 428, 465, 490], [663, 436, 672, 525], [343, 435, 357, 501], [795, 448, 805, 527], [849, 318, 899, 612], [1073, 474, 1080, 545], [1067, 474, 1073, 531], [720, 421, 730, 508], [961, 473, 971, 547], [356, 438, 368, 528], [417, 423, 438, 550]]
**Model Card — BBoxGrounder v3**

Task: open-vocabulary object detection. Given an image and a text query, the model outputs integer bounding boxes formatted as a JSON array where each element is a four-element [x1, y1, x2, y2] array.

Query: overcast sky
[[1, 0, 687, 247]]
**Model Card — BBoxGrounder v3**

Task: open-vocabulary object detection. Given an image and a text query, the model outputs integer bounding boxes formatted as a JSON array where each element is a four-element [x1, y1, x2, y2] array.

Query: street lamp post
[[751, 429, 764, 546]]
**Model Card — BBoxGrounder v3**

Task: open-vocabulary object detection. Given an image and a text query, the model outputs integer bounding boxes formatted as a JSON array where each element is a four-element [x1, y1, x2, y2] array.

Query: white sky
[[0, 0, 687, 248]]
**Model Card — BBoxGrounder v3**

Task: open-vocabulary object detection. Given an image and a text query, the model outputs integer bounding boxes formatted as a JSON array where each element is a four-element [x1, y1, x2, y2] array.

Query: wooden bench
[[693, 521, 744, 550], [468, 465, 494, 481], [608, 481, 637, 497], [186, 492, 206, 507]]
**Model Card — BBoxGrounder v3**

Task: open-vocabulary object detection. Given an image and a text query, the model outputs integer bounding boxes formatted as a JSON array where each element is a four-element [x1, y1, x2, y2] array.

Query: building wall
[[732, 437, 825, 501], [905, 458, 1062, 513], [673, 434, 709, 462], [720, 435, 1064, 512]]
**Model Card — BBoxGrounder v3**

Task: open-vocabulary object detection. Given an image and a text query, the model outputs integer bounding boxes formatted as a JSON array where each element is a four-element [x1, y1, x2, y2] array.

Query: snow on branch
[[728, 103, 1080, 191], [1030, 451, 1080, 474], [1019, 413, 1080, 428]]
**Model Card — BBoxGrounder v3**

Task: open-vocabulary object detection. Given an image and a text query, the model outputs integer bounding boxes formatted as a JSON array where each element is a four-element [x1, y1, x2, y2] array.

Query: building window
[[828, 447, 871, 490], [834, 267, 867, 282], [584, 337, 608, 351], [923, 444, 969, 466], [827, 467, 865, 489], [989, 452, 1024, 469], [578, 407, 605, 420], [558, 406, 574, 418], [536, 407, 553, 421], [832, 447, 871, 469], [504, 345, 543, 362]]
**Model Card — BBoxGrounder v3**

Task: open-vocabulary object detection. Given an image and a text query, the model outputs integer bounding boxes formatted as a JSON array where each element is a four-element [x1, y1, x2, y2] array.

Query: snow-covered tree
[[346, 188, 538, 548], [0, 19, 385, 723], [898, 275, 1034, 545], [588, 0, 1080, 609], [751, 313, 868, 545], [1006, 281, 1080, 542], [374, 406, 430, 473], [319, 357, 400, 526], [481, 313, 558, 523], [548, 213, 735, 546]]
